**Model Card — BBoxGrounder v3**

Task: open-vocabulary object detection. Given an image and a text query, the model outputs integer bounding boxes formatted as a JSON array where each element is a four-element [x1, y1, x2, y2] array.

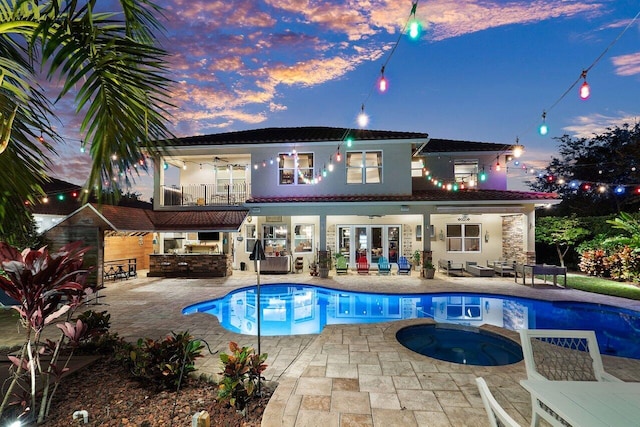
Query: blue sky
[[49, 0, 640, 198]]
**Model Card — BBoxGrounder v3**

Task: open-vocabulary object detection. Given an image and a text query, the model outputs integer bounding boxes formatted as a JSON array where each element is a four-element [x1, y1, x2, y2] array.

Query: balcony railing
[[161, 183, 250, 207]]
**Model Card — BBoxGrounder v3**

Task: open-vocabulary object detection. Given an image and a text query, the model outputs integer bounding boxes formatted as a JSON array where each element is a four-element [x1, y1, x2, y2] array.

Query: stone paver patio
[[2, 269, 640, 426]]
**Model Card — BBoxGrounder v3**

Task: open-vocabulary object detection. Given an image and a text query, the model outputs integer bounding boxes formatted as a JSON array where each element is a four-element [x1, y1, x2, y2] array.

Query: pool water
[[182, 284, 640, 360], [396, 324, 524, 366]]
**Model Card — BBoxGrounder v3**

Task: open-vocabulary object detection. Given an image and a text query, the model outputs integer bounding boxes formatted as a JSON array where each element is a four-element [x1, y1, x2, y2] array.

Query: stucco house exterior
[[147, 126, 559, 274]]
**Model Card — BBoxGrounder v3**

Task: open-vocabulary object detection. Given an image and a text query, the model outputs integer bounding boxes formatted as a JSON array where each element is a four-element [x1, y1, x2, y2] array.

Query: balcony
[[160, 183, 250, 207]]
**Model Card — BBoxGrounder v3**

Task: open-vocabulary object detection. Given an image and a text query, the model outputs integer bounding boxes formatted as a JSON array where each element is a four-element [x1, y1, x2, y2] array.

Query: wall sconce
[[485, 230, 490, 242], [438, 229, 444, 241]]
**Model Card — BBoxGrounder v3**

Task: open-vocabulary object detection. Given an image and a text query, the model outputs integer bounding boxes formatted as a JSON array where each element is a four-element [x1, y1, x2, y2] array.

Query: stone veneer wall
[[501, 215, 528, 263], [148, 254, 231, 277]]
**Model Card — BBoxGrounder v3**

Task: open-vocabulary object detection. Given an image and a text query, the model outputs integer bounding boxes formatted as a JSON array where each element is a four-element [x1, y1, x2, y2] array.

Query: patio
[[3, 270, 640, 426]]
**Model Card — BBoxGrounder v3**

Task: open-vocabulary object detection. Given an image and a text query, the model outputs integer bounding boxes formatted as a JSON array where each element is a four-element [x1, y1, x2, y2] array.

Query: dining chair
[[518, 329, 621, 382], [475, 377, 521, 427], [519, 329, 621, 427]]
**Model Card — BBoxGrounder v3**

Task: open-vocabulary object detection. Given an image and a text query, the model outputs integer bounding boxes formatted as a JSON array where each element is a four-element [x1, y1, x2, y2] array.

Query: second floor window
[[279, 153, 313, 185], [454, 159, 478, 187], [347, 151, 382, 184]]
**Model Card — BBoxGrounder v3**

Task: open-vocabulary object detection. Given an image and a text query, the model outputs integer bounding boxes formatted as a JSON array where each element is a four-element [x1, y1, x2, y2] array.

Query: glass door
[[355, 227, 367, 260], [371, 227, 383, 264], [338, 227, 351, 263], [388, 227, 399, 263]]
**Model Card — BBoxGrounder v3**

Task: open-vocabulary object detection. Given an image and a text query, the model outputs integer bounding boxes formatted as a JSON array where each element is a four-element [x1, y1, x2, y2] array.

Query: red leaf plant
[[0, 241, 94, 424]]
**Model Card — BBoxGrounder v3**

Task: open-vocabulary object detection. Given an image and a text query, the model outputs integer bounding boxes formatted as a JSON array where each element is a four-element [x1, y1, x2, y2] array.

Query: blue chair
[[397, 256, 411, 275], [377, 256, 391, 275]]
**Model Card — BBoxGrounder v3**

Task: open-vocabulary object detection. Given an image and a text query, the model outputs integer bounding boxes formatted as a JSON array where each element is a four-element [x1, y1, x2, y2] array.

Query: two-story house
[[148, 126, 559, 274]]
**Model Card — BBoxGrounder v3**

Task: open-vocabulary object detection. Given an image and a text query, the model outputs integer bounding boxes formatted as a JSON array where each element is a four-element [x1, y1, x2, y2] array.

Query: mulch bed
[[2, 358, 272, 426]]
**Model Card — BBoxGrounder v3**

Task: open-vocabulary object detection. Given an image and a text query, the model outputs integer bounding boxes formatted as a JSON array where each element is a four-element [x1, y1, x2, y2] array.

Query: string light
[[538, 111, 548, 136], [378, 66, 388, 93], [357, 104, 369, 128], [579, 70, 590, 100]]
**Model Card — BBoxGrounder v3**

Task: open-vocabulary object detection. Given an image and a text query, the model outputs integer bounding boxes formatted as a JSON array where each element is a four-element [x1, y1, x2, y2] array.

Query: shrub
[[606, 246, 640, 282], [0, 241, 94, 424], [119, 331, 204, 390], [217, 341, 268, 411], [579, 249, 609, 277]]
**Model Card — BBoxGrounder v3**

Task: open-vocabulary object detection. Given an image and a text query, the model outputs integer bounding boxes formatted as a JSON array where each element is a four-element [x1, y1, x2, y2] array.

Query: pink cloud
[[612, 52, 640, 76]]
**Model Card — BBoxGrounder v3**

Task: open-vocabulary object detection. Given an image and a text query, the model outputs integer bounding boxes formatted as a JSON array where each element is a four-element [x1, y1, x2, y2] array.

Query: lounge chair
[[356, 256, 369, 275], [519, 329, 621, 382], [438, 259, 464, 276], [377, 256, 391, 275], [335, 256, 348, 275], [475, 378, 521, 427], [397, 256, 411, 275]]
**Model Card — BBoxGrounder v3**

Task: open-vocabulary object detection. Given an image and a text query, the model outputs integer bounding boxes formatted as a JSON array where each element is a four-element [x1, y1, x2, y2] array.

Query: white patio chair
[[475, 377, 521, 427], [519, 329, 621, 427], [519, 329, 621, 382]]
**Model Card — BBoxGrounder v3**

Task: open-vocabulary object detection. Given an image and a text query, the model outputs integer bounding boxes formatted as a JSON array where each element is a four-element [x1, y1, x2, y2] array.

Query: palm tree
[[0, 0, 173, 233]]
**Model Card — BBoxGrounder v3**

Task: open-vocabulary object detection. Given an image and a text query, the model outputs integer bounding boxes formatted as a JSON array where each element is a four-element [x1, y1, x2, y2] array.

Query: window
[[446, 224, 481, 252], [454, 159, 478, 187], [245, 225, 256, 253], [279, 153, 313, 185], [411, 158, 424, 177], [263, 224, 288, 255], [294, 224, 314, 253], [347, 151, 382, 184]]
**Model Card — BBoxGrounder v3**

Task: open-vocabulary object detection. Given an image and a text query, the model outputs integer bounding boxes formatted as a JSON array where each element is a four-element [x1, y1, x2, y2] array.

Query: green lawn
[[566, 273, 640, 300]]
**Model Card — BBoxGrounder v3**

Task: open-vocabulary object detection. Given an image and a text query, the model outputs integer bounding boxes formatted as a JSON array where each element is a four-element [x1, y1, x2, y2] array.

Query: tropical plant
[[536, 216, 591, 267], [0, 0, 174, 233], [119, 331, 204, 391], [218, 341, 268, 411], [0, 241, 97, 423], [606, 212, 640, 253]]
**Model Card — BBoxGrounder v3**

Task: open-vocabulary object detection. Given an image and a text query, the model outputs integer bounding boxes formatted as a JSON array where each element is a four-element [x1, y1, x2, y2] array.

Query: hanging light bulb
[[513, 138, 523, 158], [579, 70, 590, 100], [479, 169, 487, 182], [38, 131, 44, 143], [357, 104, 369, 128], [336, 150, 342, 162], [539, 111, 548, 136], [163, 161, 168, 170], [378, 66, 388, 93], [408, 2, 420, 39], [346, 138, 353, 148], [182, 162, 187, 170]]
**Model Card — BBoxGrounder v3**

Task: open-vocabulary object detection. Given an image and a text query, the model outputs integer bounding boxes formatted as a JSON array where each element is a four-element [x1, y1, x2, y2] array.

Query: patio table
[[520, 379, 640, 426]]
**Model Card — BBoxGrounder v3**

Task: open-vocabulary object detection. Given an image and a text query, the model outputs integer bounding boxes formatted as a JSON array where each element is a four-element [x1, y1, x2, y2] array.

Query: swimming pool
[[182, 284, 640, 360]]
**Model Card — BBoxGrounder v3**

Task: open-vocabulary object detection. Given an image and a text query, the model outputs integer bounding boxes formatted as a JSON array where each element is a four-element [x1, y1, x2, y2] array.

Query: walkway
[[2, 270, 640, 426]]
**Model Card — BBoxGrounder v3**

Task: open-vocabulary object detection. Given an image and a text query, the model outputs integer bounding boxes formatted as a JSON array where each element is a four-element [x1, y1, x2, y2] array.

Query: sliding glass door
[[337, 225, 400, 266]]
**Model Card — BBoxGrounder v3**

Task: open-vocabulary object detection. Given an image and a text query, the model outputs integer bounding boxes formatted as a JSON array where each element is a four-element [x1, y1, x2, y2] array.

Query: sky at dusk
[[47, 0, 640, 200]]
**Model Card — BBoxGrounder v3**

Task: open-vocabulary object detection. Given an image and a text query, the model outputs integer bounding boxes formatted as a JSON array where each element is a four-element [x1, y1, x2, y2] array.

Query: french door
[[337, 225, 400, 265]]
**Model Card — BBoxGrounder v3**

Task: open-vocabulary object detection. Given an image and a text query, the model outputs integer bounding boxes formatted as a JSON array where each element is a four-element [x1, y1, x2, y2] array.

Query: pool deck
[[2, 270, 640, 426]]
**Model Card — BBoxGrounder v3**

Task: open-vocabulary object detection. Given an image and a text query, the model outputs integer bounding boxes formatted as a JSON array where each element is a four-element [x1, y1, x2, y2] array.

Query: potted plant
[[412, 250, 421, 271], [309, 261, 318, 276], [318, 250, 331, 278], [423, 259, 436, 279]]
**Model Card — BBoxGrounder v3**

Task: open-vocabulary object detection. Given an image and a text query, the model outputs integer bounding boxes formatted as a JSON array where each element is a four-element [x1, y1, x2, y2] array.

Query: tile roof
[[77, 204, 248, 232], [246, 189, 558, 204], [162, 126, 430, 147], [151, 210, 249, 231], [422, 138, 513, 153], [90, 204, 156, 231]]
